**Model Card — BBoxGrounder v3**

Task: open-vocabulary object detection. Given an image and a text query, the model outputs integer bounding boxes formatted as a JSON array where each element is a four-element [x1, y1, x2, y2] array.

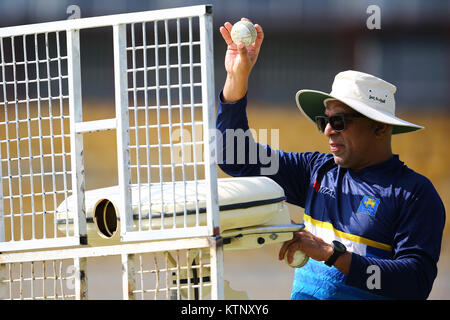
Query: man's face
[[324, 100, 378, 171]]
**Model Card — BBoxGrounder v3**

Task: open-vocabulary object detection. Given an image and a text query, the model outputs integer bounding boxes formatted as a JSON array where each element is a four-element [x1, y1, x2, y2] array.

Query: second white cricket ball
[[284, 249, 309, 268]]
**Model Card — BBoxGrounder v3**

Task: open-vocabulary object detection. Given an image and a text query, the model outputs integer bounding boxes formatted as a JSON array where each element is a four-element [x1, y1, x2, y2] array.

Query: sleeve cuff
[[218, 89, 248, 108], [346, 252, 369, 288]]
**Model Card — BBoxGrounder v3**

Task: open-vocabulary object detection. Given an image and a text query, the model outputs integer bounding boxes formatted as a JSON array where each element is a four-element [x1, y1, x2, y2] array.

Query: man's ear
[[374, 123, 391, 137]]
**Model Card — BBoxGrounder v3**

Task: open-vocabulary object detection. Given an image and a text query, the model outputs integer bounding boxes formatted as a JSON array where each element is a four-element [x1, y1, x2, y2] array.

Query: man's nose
[[324, 122, 337, 136]]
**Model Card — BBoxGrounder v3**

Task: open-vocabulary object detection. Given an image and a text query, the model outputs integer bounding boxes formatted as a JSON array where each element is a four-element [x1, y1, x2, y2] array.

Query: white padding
[[56, 177, 289, 241]]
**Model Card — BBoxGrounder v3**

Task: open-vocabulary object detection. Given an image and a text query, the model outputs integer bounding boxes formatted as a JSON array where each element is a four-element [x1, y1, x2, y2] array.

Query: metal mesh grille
[[127, 18, 204, 184], [0, 32, 73, 246], [0, 5, 222, 300], [0, 259, 76, 300], [0, 240, 215, 300], [123, 16, 211, 235], [130, 248, 211, 300]]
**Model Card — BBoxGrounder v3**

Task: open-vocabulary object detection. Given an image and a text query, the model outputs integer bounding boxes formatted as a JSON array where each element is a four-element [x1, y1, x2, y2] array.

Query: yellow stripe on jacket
[[303, 213, 392, 252]]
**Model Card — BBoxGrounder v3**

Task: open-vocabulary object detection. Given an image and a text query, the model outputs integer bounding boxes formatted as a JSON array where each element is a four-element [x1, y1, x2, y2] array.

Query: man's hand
[[220, 18, 264, 103], [278, 229, 352, 275], [279, 229, 333, 263]]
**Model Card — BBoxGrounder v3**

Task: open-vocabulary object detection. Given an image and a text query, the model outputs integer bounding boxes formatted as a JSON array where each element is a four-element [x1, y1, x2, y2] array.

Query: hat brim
[[295, 90, 424, 135]]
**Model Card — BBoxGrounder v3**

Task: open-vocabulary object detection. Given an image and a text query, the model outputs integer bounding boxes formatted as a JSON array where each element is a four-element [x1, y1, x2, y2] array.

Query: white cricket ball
[[284, 250, 309, 268], [230, 20, 257, 47]]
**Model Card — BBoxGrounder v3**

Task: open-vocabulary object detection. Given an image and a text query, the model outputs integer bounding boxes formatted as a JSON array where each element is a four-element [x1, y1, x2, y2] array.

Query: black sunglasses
[[315, 113, 365, 133]]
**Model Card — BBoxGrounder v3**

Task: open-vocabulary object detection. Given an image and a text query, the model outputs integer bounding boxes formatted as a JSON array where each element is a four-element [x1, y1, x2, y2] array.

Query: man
[[216, 19, 445, 299]]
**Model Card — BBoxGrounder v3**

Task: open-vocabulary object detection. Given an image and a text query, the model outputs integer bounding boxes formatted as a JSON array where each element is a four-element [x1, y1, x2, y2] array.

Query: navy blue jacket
[[216, 92, 445, 299]]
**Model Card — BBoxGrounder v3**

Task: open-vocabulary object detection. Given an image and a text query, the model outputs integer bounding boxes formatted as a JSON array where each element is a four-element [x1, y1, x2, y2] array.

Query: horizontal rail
[[0, 237, 211, 263], [74, 118, 117, 133], [0, 5, 211, 37], [0, 237, 81, 253]]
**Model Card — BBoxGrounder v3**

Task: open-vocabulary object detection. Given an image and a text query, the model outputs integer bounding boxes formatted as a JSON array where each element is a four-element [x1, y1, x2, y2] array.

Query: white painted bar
[[0, 238, 211, 264], [209, 237, 225, 300], [0, 5, 210, 37], [74, 257, 88, 300], [121, 253, 136, 300], [74, 118, 117, 133], [113, 23, 134, 237], [23, 34, 36, 240], [199, 10, 220, 236], [0, 237, 81, 253], [188, 17, 201, 226], [67, 28, 87, 245], [0, 263, 9, 299], [198, 11, 224, 300], [0, 40, 8, 244]]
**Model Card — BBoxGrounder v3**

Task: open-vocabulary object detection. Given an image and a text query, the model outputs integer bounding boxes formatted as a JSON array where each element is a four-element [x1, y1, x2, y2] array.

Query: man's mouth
[[329, 142, 344, 153]]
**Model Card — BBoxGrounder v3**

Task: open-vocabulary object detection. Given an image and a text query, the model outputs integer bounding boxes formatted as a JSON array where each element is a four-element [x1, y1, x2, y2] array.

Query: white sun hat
[[295, 70, 424, 134]]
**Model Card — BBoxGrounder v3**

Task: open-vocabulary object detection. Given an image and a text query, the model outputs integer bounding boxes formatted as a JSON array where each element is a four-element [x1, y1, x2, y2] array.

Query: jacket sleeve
[[346, 177, 446, 299], [216, 91, 321, 208]]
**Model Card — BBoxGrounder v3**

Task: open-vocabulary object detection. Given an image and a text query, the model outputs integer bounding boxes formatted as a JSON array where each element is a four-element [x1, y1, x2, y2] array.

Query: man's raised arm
[[219, 18, 264, 103]]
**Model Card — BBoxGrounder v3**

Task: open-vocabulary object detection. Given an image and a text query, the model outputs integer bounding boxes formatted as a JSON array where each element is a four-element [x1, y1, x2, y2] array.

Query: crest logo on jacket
[[357, 196, 380, 216]]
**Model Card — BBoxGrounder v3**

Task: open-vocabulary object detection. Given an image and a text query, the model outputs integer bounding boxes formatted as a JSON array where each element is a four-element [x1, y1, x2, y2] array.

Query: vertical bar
[[175, 251, 181, 300], [138, 254, 144, 299], [164, 19, 177, 229], [66, 29, 87, 244], [154, 20, 165, 230], [8, 263, 12, 299], [30, 261, 35, 299], [142, 22, 153, 232], [121, 253, 136, 300], [42, 260, 47, 299], [153, 254, 160, 299], [73, 257, 87, 300], [199, 6, 224, 300], [23, 34, 36, 240], [52, 260, 58, 299], [35, 33, 47, 240], [176, 18, 188, 228], [5, 37, 15, 241], [0, 37, 5, 243], [0, 263, 8, 299], [185, 249, 191, 300], [44, 32, 58, 238], [130, 23, 142, 231], [208, 237, 224, 300], [56, 31, 70, 237], [188, 18, 200, 224], [59, 261, 66, 299], [168, 250, 180, 300], [198, 248, 203, 299], [164, 251, 170, 299], [12, 36, 25, 241], [199, 7, 220, 236], [19, 262, 23, 299], [113, 24, 133, 236]]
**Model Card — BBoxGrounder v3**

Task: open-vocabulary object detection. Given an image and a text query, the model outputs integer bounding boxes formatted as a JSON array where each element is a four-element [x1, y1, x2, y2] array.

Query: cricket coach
[[216, 20, 446, 299]]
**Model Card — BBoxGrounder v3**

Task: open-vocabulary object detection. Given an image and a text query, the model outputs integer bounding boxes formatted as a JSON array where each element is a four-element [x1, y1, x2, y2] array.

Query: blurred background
[[0, 0, 448, 299]]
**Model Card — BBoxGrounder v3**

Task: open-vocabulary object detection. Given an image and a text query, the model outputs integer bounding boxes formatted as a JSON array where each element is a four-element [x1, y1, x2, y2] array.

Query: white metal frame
[[0, 5, 220, 245], [0, 5, 224, 299]]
